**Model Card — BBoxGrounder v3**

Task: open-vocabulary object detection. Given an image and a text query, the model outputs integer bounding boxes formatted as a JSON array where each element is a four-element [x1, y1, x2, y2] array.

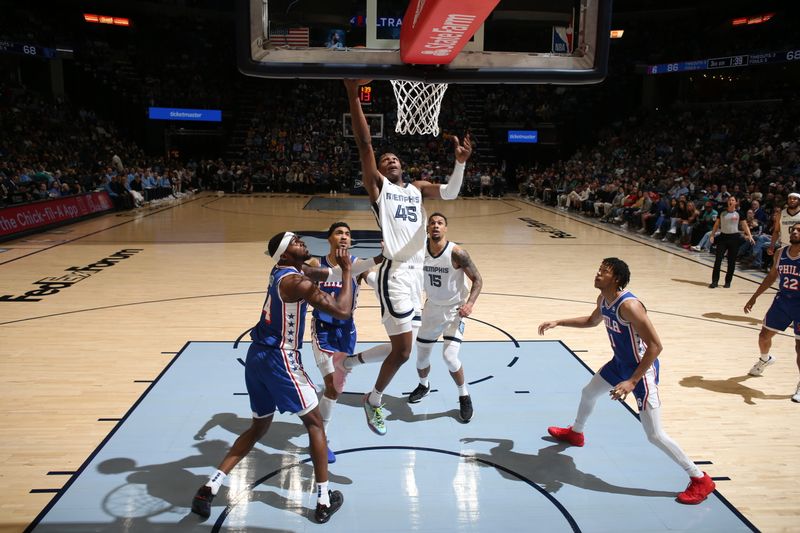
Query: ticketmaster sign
[[508, 130, 538, 143], [148, 107, 222, 122]]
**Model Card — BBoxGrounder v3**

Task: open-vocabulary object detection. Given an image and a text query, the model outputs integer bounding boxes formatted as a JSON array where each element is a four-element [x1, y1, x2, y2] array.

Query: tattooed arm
[[452, 245, 482, 317]]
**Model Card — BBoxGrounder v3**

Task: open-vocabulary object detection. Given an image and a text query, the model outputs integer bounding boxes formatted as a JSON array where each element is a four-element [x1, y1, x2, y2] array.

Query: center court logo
[[296, 230, 382, 259]]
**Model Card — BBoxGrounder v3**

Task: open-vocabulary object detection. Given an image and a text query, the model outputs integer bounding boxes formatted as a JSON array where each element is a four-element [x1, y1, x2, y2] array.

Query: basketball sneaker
[[547, 425, 585, 447], [408, 382, 431, 403], [331, 352, 350, 394], [748, 355, 775, 376], [327, 440, 336, 464], [792, 381, 800, 403], [676, 472, 715, 505], [458, 395, 473, 422], [362, 394, 386, 435], [314, 490, 344, 523], [191, 485, 214, 519]]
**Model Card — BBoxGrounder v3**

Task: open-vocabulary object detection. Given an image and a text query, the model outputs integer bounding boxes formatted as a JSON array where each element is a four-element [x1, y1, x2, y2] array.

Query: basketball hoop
[[390, 79, 449, 136]]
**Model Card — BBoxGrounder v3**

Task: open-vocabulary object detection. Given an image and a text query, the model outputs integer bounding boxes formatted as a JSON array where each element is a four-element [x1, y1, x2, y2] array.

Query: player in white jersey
[[768, 192, 800, 255], [538, 258, 716, 505], [344, 79, 473, 436], [407, 213, 483, 423]]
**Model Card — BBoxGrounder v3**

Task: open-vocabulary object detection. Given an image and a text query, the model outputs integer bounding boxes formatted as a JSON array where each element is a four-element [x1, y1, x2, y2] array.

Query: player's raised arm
[[745, 250, 780, 313], [300, 257, 332, 282], [344, 80, 381, 202], [538, 297, 603, 335], [283, 251, 353, 319], [416, 134, 473, 200]]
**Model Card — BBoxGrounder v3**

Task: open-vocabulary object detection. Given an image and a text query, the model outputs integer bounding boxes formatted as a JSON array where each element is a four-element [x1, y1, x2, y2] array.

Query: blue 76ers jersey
[[601, 291, 658, 375], [312, 255, 359, 326], [777, 246, 800, 296], [251, 265, 307, 350]]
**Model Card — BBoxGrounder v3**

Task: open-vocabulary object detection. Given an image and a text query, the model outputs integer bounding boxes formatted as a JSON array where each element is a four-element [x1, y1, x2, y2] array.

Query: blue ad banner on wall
[[148, 107, 222, 122], [508, 130, 538, 143]]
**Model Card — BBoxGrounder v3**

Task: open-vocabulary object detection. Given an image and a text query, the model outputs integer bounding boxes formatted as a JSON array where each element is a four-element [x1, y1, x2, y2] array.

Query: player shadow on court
[[680, 375, 793, 405], [193, 412, 307, 452], [338, 392, 461, 423], [97, 437, 351, 526], [461, 437, 676, 497], [701, 312, 762, 326], [671, 278, 712, 287]]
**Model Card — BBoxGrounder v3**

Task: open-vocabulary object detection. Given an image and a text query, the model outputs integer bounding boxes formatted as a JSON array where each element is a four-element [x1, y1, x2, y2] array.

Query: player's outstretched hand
[[343, 79, 372, 93], [537, 321, 558, 335], [334, 247, 352, 271], [453, 133, 473, 163]]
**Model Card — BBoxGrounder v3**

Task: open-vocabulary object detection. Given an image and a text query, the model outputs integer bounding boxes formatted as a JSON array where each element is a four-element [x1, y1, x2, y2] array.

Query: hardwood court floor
[[1, 192, 798, 532]]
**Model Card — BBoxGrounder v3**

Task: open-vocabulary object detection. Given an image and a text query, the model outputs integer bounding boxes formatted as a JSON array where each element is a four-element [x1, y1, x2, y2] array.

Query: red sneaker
[[547, 425, 585, 447], [677, 472, 715, 504]]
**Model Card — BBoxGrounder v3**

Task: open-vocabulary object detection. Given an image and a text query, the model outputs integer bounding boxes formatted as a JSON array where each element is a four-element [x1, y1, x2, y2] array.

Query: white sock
[[457, 383, 468, 396], [345, 344, 391, 369], [319, 395, 335, 433], [419, 377, 429, 388], [368, 387, 383, 407], [317, 481, 330, 505], [760, 353, 771, 361], [206, 469, 226, 495]]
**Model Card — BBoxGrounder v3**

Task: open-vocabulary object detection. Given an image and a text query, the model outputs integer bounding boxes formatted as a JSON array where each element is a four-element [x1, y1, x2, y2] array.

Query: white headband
[[789, 192, 800, 200], [268, 232, 295, 262]]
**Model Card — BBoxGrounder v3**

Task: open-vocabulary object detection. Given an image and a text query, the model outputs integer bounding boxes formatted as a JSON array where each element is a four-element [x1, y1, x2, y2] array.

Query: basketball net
[[390, 80, 448, 136]]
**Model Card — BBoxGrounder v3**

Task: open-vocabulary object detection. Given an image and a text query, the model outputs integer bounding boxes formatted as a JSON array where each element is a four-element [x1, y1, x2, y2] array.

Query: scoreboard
[[646, 48, 800, 75], [0, 40, 56, 59]]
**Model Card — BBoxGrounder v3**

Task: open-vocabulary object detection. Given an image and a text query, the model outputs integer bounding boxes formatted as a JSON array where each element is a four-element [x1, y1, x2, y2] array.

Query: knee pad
[[443, 340, 462, 373], [416, 340, 434, 370]]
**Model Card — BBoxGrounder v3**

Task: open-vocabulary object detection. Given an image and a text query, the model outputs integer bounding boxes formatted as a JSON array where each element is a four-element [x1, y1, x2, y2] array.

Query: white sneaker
[[748, 355, 775, 376], [620, 223, 628, 230], [691, 245, 702, 252], [792, 382, 800, 403]]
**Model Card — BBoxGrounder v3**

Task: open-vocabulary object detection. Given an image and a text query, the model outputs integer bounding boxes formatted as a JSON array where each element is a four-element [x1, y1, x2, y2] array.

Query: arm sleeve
[[439, 161, 465, 200], [326, 258, 376, 281]]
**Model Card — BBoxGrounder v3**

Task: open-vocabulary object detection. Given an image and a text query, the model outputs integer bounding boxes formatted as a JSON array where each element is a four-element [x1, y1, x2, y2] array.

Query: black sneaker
[[459, 395, 473, 423], [408, 382, 431, 403], [315, 490, 343, 524], [191, 485, 214, 519]]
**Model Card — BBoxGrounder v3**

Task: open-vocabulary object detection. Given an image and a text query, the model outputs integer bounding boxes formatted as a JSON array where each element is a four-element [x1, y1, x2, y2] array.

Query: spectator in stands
[[480, 171, 492, 197], [679, 201, 699, 247]]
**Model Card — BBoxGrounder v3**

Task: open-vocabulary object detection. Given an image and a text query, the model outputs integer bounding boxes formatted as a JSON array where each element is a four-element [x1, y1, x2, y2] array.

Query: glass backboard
[[237, 0, 612, 84]]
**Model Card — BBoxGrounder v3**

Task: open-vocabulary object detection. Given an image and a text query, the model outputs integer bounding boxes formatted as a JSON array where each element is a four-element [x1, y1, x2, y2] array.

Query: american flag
[[268, 26, 310, 47]]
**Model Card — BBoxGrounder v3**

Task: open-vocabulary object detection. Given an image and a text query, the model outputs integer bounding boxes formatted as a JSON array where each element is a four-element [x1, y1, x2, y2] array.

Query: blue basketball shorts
[[244, 342, 318, 417]]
